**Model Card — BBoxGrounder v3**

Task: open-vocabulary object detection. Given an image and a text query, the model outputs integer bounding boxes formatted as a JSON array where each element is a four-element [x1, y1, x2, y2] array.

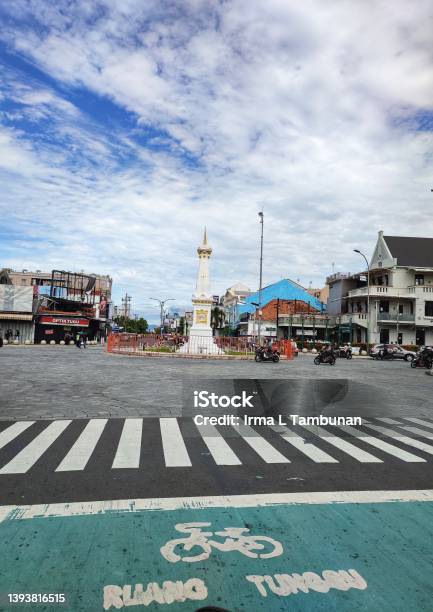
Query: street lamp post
[[301, 315, 305, 349], [354, 249, 370, 350], [396, 298, 400, 344], [251, 302, 259, 344], [149, 297, 175, 334], [312, 315, 316, 347], [257, 211, 264, 345]]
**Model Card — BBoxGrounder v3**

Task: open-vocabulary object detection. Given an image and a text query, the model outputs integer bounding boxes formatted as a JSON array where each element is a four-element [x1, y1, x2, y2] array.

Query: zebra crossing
[[1, 416, 433, 476]]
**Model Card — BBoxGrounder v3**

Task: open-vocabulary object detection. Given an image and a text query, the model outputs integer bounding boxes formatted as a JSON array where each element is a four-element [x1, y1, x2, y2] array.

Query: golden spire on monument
[[197, 226, 212, 256]]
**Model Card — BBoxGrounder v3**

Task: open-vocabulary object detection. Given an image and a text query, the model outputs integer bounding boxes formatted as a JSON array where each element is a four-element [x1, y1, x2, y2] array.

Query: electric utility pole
[[121, 293, 132, 319]]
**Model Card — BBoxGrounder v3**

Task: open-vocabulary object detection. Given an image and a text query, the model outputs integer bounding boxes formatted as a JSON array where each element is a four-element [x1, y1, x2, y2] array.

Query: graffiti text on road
[[246, 568, 368, 597], [103, 579, 208, 609]]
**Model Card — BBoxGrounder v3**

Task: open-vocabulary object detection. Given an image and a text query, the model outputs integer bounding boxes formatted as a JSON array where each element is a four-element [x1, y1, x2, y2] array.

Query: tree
[[211, 306, 225, 331], [113, 316, 148, 334]]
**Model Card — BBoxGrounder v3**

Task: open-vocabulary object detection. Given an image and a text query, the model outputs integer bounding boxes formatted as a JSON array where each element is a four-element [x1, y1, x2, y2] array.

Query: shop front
[[35, 315, 89, 343], [0, 313, 34, 343]]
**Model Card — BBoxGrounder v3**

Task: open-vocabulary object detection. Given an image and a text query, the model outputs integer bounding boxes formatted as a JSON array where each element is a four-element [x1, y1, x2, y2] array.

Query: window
[[377, 276, 383, 286], [416, 329, 425, 346], [415, 274, 424, 286], [425, 302, 433, 317], [379, 301, 389, 313], [380, 329, 389, 343], [398, 304, 403, 315]]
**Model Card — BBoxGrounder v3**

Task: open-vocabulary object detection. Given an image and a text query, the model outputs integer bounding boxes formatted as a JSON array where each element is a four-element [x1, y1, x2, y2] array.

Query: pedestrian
[[75, 332, 82, 348], [0, 333, 3, 348], [82, 333, 87, 348], [15, 329, 20, 342]]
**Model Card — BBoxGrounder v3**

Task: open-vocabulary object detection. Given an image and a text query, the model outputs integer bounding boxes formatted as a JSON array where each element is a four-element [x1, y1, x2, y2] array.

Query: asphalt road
[[1, 414, 433, 505]]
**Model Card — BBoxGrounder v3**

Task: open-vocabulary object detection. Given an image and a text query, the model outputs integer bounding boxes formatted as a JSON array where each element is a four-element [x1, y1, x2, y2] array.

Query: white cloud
[[0, 0, 433, 321]]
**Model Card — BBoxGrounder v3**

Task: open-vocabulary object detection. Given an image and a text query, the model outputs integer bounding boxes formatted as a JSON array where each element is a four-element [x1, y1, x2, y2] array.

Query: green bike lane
[[1, 491, 433, 611]]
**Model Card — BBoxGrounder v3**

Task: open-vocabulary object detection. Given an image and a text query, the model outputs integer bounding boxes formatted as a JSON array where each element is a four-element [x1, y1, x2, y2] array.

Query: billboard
[[0, 285, 33, 312]]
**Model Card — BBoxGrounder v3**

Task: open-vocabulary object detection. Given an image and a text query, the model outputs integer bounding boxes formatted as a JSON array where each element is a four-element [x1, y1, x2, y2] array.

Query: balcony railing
[[340, 313, 368, 327], [376, 312, 415, 322], [408, 285, 433, 294], [348, 286, 412, 299], [278, 315, 337, 327]]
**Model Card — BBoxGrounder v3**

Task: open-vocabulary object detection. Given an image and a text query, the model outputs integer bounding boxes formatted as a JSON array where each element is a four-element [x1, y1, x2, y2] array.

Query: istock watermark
[[193, 390, 255, 409]]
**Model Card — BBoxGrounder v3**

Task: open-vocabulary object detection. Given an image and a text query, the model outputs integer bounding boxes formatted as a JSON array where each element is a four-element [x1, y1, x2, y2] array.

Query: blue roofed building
[[237, 278, 325, 318], [234, 278, 329, 342]]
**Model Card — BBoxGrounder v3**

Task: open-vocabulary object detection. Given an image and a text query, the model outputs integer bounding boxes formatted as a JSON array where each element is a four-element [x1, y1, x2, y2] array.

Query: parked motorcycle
[[336, 346, 353, 359], [411, 348, 433, 369], [314, 351, 336, 365], [254, 346, 280, 363]]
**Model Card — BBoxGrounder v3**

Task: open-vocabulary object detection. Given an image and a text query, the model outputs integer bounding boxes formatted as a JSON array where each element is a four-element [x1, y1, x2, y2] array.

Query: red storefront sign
[[39, 316, 89, 327]]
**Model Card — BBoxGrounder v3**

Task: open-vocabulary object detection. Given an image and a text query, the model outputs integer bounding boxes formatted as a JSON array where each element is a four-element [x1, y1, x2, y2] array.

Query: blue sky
[[0, 1, 432, 322]]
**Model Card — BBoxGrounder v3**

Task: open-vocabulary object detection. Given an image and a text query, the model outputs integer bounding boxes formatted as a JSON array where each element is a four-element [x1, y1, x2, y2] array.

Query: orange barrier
[[273, 340, 294, 360], [107, 333, 257, 356], [107, 333, 297, 358], [107, 333, 138, 353]]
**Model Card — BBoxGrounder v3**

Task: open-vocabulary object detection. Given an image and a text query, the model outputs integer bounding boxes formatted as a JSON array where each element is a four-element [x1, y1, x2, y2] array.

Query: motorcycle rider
[[321, 343, 334, 360], [265, 337, 274, 356], [381, 344, 389, 360]]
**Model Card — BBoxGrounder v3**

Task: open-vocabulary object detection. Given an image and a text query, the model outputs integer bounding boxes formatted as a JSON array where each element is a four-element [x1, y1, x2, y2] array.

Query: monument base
[[177, 334, 224, 355]]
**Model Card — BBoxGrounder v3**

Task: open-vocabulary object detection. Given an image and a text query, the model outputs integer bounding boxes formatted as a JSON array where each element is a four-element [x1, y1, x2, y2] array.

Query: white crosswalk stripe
[[0, 421, 35, 450], [299, 425, 383, 462], [337, 426, 426, 462], [160, 418, 191, 467], [56, 419, 108, 472], [404, 417, 433, 430], [112, 419, 143, 468], [394, 425, 433, 440], [362, 423, 433, 457], [270, 425, 338, 463], [232, 423, 290, 463], [195, 423, 241, 465], [0, 420, 71, 474]]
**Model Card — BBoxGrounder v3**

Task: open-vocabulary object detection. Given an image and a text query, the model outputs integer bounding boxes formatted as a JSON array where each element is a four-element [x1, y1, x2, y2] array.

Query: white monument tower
[[178, 228, 223, 354]]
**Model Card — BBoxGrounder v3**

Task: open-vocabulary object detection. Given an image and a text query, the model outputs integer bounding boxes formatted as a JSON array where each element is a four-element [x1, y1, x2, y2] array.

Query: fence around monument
[[106, 333, 294, 358]]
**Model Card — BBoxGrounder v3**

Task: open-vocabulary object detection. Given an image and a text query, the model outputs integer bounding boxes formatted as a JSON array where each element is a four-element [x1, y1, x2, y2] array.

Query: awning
[[0, 313, 33, 321]]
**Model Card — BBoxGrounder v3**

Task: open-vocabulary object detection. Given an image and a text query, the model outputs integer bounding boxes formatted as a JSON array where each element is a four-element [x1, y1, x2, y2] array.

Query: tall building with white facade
[[222, 282, 253, 329], [332, 231, 433, 346]]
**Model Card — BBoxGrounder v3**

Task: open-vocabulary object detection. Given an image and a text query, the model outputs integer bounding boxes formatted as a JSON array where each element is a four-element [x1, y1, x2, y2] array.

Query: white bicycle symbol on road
[[160, 522, 283, 563]]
